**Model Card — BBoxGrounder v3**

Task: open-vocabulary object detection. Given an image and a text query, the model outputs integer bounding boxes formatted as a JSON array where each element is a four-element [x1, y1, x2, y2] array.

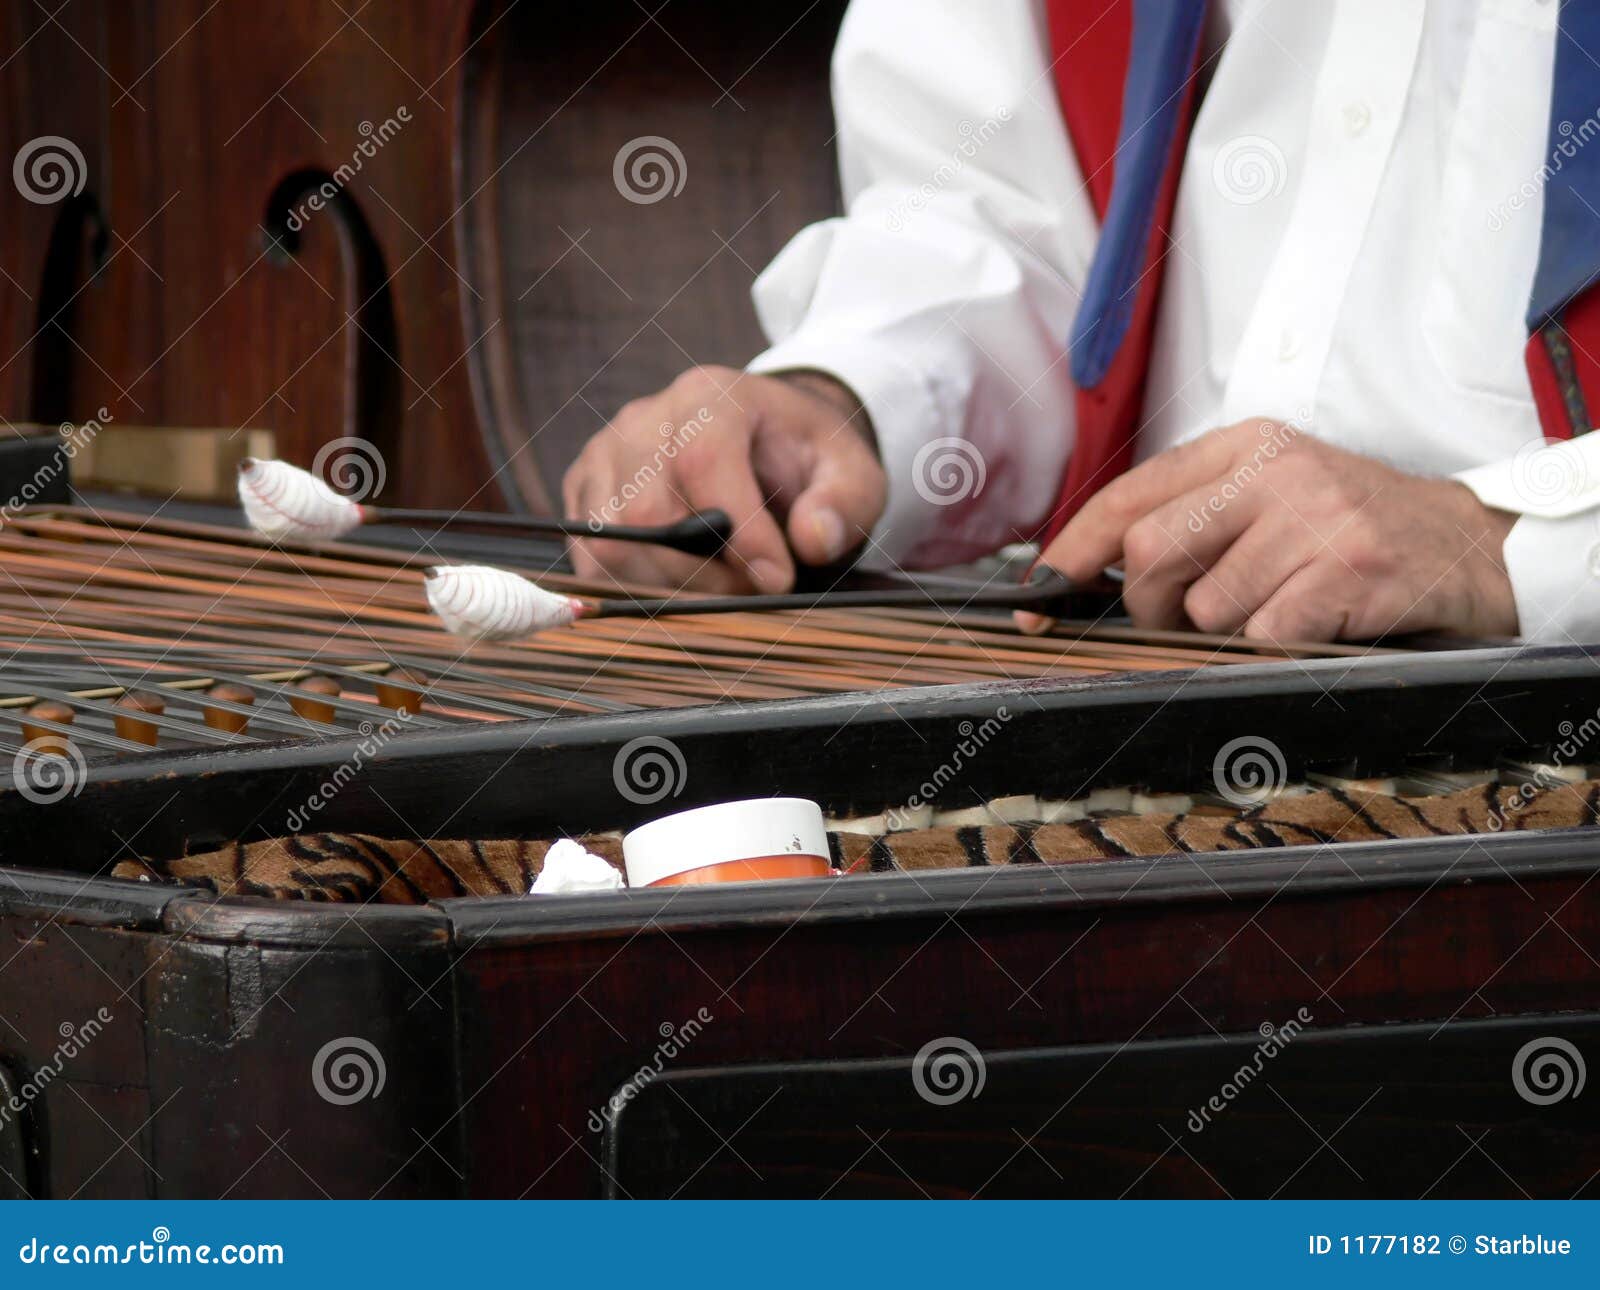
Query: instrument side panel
[[449, 863, 1600, 1197], [142, 904, 464, 1198]]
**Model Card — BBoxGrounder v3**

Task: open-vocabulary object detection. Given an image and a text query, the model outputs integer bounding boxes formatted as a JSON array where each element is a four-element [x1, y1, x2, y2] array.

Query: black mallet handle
[[583, 568, 1109, 621], [367, 506, 732, 558]]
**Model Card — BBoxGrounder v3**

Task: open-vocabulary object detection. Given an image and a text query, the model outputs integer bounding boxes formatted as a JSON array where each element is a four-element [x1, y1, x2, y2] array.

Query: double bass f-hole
[[262, 170, 403, 498]]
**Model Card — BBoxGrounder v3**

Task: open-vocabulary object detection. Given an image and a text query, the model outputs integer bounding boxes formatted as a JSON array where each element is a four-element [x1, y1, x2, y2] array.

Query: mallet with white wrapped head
[[237, 458, 731, 556], [423, 563, 1093, 642]]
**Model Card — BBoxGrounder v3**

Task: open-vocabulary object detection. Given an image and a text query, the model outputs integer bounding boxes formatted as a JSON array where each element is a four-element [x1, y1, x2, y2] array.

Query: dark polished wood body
[[0, 646, 1598, 1197], [0, 0, 845, 510]]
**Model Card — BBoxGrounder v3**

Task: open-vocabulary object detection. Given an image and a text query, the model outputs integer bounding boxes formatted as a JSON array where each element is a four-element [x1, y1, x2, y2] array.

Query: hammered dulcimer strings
[[0, 507, 1385, 742]]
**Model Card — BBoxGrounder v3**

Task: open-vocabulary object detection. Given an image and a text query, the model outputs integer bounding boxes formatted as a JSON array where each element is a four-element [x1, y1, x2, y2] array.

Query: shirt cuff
[[1494, 511, 1600, 643], [1455, 435, 1600, 518], [746, 335, 959, 569]]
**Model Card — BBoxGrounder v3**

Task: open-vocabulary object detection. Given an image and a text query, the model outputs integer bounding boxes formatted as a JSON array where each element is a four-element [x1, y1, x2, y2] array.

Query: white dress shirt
[[747, 0, 1599, 642]]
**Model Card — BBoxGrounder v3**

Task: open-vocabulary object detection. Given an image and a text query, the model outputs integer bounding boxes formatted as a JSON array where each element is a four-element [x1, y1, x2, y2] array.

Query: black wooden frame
[[1, 643, 1598, 1197]]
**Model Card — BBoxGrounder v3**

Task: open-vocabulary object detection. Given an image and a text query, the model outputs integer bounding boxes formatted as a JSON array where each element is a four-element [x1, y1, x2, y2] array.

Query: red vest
[[1040, 0, 1599, 542]]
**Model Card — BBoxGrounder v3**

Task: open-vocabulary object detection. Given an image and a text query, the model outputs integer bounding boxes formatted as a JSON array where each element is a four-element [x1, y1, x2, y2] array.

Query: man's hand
[[1021, 420, 1520, 642], [563, 366, 885, 593]]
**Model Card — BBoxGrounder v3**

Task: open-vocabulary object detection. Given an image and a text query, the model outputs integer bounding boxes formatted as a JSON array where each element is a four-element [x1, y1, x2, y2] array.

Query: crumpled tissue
[[529, 838, 625, 894]]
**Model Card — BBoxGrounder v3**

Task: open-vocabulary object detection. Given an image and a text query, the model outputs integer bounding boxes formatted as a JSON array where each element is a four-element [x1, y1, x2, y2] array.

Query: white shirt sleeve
[[745, 0, 1096, 569], [1455, 434, 1600, 642]]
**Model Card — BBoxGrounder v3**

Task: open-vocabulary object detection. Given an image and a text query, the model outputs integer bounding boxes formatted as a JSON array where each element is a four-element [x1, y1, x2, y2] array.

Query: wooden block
[[70, 425, 277, 501]]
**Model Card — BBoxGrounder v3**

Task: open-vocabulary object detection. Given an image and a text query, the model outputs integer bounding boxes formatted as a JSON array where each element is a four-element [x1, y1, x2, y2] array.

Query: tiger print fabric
[[111, 777, 1600, 903], [113, 833, 625, 903]]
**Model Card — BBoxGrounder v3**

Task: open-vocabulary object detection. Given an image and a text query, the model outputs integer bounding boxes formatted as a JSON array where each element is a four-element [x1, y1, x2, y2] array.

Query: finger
[[560, 459, 588, 525], [1013, 558, 1121, 635], [570, 537, 750, 594], [1013, 605, 1054, 636], [562, 445, 610, 538], [1243, 561, 1354, 644], [1041, 424, 1257, 584], [565, 454, 748, 593], [1118, 479, 1267, 629], [564, 466, 616, 581], [785, 425, 886, 566], [681, 449, 794, 594], [1179, 515, 1319, 635]]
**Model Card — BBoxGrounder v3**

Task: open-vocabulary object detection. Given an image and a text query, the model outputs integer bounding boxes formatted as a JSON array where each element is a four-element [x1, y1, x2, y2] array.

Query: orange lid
[[622, 797, 829, 888]]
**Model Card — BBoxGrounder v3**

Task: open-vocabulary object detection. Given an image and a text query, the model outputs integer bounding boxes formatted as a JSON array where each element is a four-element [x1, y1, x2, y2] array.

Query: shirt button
[[1344, 101, 1371, 136], [1278, 328, 1301, 361]]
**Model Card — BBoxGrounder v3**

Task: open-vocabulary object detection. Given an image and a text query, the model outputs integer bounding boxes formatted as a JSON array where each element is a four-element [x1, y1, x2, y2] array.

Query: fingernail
[[750, 559, 786, 592], [810, 508, 848, 562], [1013, 610, 1055, 636]]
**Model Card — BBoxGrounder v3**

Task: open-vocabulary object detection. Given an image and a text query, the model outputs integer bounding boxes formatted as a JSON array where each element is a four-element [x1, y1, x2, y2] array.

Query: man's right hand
[[562, 366, 886, 593]]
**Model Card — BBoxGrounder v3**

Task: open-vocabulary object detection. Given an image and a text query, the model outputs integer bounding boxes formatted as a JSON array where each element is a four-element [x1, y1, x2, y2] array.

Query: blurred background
[[0, 0, 848, 515]]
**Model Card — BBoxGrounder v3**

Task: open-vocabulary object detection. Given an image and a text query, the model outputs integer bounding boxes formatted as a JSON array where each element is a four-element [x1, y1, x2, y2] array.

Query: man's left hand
[[1020, 419, 1520, 642]]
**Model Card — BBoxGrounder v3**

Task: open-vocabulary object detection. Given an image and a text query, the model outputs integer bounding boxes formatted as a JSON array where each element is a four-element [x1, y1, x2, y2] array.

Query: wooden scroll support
[[113, 691, 165, 746], [374, 667, 426, 716], [203, 682, 255, 735], [288, 675, 341, 725], [21, 700, 74, 756]]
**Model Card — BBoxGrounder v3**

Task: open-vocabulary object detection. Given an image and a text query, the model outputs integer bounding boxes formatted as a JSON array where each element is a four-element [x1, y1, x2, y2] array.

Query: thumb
[[786, 431, 886, 567]]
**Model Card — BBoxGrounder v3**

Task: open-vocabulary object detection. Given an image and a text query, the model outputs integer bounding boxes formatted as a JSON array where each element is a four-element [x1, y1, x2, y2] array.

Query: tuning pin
[[21, 700, 75, 756], [374, 666, 426, 716], [203, 681, 255, 734], [113, 690, 165, 746], [288, 674, 341, 724]]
